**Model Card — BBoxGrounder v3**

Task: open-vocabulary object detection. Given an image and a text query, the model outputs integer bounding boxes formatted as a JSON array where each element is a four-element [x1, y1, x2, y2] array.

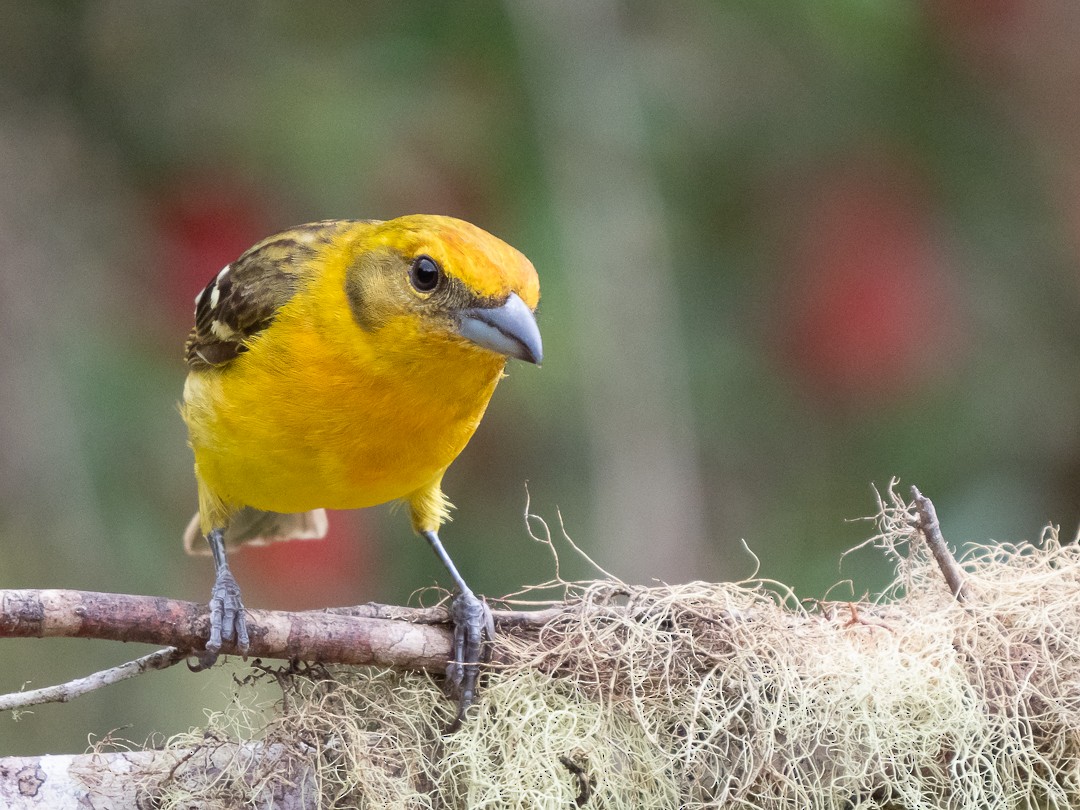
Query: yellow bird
[[180, 215, 541, 716]]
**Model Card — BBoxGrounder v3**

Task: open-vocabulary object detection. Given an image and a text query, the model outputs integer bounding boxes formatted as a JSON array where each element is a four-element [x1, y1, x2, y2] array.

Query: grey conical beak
[[458, 292, 542, 365]]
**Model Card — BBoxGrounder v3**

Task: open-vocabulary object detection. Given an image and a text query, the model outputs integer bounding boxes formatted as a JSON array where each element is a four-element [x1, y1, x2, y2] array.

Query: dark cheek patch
[[345, 268, 375, 330], [345, 248, 404, 331]]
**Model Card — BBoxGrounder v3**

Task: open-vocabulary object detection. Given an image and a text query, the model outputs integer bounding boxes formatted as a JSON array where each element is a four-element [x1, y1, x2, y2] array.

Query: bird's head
[[341, 215, 542, 366]]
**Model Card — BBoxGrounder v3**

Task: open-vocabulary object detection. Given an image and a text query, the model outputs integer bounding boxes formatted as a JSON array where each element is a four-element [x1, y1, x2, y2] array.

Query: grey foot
[[192, 566, 249, 670], [446, 590, 495, 730]]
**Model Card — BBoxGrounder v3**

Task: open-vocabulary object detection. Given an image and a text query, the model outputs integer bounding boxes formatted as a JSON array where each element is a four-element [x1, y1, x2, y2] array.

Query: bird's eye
[[409, 255, 442, 293]]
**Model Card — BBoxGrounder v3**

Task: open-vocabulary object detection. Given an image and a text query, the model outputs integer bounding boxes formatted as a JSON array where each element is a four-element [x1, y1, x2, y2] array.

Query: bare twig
[[0, 589, 576, 710], [0, 647, 188, 712], [910, 485, 970, 602], [0, 589, 454, 669]]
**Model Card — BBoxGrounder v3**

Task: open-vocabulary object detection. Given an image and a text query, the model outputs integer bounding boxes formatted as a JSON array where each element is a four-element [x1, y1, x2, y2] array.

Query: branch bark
[[0, 589, 566, 672], [0, 746, 315, 810], [0, 589, 457, 669]]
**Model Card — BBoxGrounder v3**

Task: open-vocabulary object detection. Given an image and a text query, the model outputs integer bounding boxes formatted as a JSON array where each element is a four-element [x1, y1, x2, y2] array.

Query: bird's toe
[[205, 567, 249, 661], [446, 590, 493, 729]]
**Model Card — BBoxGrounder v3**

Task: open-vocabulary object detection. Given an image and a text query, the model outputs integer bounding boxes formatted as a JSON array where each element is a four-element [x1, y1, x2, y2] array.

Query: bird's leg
[[191, 527, 250, 671], [421, 529, 494, 728]]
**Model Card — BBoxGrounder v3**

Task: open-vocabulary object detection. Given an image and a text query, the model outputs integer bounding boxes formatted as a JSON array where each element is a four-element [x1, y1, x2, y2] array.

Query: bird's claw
[[446, 590, 494, 729], [202, 566, 249, 666]]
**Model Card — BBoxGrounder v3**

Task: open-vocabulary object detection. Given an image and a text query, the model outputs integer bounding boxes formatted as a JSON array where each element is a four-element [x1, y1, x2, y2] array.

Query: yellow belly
[[183, 315, 505, 518]]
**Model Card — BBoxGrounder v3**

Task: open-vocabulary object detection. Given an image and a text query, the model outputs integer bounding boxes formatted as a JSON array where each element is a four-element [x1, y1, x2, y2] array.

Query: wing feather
[[184, 221, 359, 370]]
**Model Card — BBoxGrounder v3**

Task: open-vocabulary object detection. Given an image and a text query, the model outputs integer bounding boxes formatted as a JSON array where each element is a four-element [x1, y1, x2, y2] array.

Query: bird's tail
[[182, 507, 329, 555]]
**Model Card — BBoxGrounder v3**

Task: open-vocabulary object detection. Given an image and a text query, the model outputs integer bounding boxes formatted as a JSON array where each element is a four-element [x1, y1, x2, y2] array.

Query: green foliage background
[[2, 1, 1079, 757]]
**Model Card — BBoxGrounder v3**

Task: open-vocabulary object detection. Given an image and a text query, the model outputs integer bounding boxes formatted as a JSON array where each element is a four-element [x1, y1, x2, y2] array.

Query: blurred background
[[3, 0, 1080, 757]]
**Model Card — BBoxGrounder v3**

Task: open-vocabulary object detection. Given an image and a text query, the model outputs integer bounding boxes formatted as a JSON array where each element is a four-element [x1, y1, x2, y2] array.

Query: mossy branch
[[4, 486, 1079, 809]]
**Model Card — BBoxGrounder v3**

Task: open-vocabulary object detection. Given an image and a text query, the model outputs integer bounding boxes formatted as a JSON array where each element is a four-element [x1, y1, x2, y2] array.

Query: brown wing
[[184, 220, 361, 370]]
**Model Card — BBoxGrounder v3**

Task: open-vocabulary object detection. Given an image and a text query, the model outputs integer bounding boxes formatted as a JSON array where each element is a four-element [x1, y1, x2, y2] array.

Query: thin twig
[[0, 647, 188, 712], [910, 485, 969, 603]]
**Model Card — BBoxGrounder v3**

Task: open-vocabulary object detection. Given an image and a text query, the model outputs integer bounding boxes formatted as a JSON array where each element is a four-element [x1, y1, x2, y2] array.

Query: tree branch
[[0, 589, 570, 712], [0, 589, 459, 669]]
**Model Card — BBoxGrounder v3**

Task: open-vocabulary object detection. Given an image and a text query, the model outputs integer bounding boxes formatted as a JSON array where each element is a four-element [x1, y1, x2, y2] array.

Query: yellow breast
[[184, 304, 505, 516]]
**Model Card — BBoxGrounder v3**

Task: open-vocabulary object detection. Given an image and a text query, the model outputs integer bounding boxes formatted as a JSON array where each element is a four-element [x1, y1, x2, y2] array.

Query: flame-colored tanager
[[180, 215, 542, 718]]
